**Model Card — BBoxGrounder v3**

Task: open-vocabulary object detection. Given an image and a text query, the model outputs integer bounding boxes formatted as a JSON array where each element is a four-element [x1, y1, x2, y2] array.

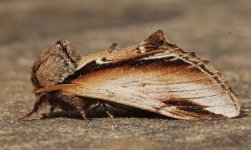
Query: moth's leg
[[90, 101, 101, 111], [60, 94, 90, 123], [41, 104, 56, 118], [102, 103, 114, 119], [90, 101, 114, 118], [18, 94, 48, 121], [77, 106, 90, 123]]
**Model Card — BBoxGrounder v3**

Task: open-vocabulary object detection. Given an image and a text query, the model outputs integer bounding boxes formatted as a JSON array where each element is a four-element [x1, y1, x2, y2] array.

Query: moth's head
[[31, 40, 81, 89]]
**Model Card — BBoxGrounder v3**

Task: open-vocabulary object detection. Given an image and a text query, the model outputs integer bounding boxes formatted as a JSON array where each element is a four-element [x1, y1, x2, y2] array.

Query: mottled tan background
[[0, 0, 250, 150]]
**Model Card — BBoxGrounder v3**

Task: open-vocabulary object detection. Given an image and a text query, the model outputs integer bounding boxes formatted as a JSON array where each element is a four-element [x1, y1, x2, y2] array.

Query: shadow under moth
[[18, 30, 240, 122]]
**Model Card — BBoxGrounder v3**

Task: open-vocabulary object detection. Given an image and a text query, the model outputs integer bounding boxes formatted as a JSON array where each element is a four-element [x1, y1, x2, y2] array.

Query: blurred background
[[0, 0, 250, 149]]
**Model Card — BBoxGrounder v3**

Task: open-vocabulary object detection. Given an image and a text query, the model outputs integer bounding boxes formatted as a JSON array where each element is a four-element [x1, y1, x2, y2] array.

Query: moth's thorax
[[31, 40, 81, 89]]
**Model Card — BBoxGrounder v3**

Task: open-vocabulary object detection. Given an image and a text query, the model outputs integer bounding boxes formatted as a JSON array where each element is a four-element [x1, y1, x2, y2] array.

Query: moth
[[18, 30, 240, 122]]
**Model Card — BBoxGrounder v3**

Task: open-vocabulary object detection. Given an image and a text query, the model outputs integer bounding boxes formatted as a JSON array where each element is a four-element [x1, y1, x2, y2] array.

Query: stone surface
[[0, 0, 250, 149]]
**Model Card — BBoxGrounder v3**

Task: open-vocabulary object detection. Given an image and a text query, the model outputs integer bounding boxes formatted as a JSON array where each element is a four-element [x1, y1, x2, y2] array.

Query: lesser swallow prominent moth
[[18, 30, 240, 122]]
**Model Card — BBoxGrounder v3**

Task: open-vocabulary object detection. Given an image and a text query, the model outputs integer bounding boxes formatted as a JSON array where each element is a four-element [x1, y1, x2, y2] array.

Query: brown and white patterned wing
[[47, 50, 240, 119]]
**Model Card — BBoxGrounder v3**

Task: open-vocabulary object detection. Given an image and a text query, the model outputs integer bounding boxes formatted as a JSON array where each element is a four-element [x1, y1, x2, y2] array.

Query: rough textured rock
[[0, 0, 250, 149]]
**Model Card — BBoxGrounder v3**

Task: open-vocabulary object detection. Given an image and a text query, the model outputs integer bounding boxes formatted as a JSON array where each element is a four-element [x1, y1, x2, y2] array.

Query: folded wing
[[57, 50, 240, 119]]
